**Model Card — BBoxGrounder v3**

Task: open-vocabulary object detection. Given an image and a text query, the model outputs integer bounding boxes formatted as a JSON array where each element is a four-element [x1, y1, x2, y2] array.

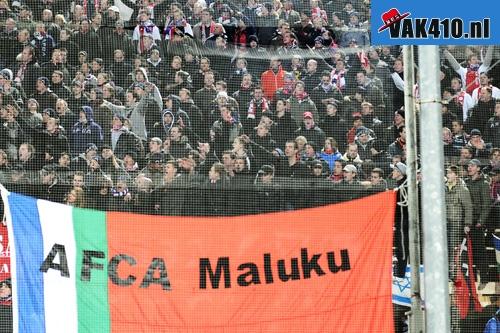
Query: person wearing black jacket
[[392, 162, 409, 278], [50, 71, 72, 101], [39, 116, 70, 159], [13, 45, 40, 98], [106, 114, 142, 160], [465, 159, 493, 284], [31, 77, 58, 111]]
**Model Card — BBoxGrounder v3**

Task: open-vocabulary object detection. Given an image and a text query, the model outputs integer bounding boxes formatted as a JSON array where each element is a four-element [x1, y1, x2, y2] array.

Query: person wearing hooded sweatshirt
[[151, 109, 175, 141], [70, 106, 103, 155], [102, 90, 149, 142], [354, 126, 384, 162], [133, 67, 163, 111]]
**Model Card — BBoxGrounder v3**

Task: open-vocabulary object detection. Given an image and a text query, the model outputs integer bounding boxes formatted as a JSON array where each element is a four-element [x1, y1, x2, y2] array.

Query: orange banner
[[106, 191, 396, 332]]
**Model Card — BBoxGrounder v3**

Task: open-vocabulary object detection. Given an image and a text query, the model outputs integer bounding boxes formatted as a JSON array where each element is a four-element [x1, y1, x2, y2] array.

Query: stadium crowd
[[0, 0, 499, 331]]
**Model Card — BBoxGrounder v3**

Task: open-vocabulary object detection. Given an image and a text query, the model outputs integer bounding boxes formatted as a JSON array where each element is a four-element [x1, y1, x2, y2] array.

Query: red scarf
[[465, 67, 480, 94], [248, 98, 269, 118], [82, 0, 100, 20], [201, 21, 216, 44], [330, 69, 345, 90]]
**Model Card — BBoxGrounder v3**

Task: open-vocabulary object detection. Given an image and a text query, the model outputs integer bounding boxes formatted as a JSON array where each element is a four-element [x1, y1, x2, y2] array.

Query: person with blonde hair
[[65, 187, 86, 208]]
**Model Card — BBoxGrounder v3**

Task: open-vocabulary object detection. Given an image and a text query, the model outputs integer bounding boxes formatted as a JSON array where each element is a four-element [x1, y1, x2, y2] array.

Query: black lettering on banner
[[389, 21, 402, 38], [199, 257, 231, 289], [428, 19, 441, 38], [40, 243, 70, 277], [140, 258, 171, 291], [263, 253, 274, 284], [277, 258, 300, 282], [401, 19, 414, 38], [237, 263, 261, 287], [108, 254, 137, 286], [301, 248, 325, 279], [81, 250, 105, 281], [327, 249, 351, 273], [414, 19, 428, 38]]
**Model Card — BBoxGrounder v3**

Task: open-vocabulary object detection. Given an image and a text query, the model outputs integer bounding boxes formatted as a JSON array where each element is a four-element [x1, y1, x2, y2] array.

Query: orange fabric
[[106, 191, 396, 332], [260, 67, 285, 101]]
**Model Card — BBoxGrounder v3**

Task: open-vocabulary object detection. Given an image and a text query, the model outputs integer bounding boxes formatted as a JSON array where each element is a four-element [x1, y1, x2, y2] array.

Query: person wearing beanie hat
[[0, 68, 24, 106], [37, 76, 49, 87], [467, 127, 492, 159], [0, 69, 13, 81]]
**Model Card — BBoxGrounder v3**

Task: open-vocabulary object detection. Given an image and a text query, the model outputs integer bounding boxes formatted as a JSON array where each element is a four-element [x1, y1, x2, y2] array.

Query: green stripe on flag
[[73, 208, 110, 333]]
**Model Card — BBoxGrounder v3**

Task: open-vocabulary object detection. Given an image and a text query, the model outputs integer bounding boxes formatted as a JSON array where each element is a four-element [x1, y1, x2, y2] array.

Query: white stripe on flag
[[493, 234, 500, 265], [37, 201, 78, 333], [0, 189, 19, 333]]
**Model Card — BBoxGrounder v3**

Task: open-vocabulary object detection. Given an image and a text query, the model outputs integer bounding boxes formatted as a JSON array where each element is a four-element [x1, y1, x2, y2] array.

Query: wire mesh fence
[[0, 0, 499, 332]]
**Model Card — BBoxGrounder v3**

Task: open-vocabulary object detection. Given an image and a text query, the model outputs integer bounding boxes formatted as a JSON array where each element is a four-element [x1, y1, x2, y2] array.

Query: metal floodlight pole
[[402, 45, 424, 333], [418, 45, 451, 333]]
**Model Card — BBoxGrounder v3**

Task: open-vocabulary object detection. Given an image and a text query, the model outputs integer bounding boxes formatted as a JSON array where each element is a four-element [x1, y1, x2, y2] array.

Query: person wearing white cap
[[103, 5, 121, 26], [340, 164, 360, 186]]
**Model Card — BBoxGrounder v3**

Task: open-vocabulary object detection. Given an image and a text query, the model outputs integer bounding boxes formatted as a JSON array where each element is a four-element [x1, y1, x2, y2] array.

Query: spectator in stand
[[132, 8, 161, 55], [289, 81, 319, 126], [485, 102, 500, 148], [452, 119, 468, 153], [255, 3, 279, 46], [275, 140, 309, 178], [0, 104, 25, 162], [50, 71, 71, 101], [72, 18, 102, 61], [105, 114, 141, 160], [0, 278, 12, 330], [339, 12, 368, 47], [467, 86, 496, 135], [260, 57, 285, 102], [444, 46, 493, 95], [32, 77, 58, 111], [64, 186, 87, 207], [340, 143, 363, 167], [466, 129, 492, 159], [388, 126, 406, 160], [30, 22, 55, 65], [294, 111, 326, 146], [445, 165, 473, 278], [471, 72, 500, 104], [465, 158, 493, 286], [245, 85, 270, 132], [70, 106, 104, 156], [354, 126, 383, 162]]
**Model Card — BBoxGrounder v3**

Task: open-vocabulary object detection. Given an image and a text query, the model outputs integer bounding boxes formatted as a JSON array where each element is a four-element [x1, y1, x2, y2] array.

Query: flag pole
[[402, 45, 425, 333], [418, 45, 451, 332]]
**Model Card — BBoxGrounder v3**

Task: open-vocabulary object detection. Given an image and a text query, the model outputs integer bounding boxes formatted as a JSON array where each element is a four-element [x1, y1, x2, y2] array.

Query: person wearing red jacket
[[260, 57, 285, 102]]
